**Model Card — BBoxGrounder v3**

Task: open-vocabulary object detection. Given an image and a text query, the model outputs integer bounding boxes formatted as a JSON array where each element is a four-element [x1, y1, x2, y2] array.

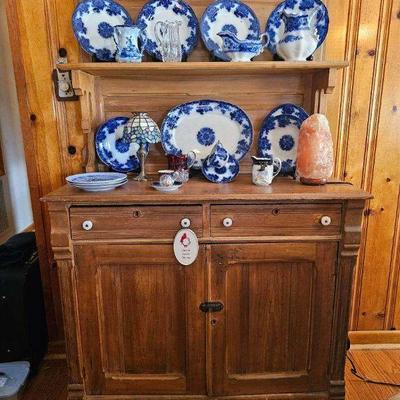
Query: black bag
[[0, 233, 48, 372]]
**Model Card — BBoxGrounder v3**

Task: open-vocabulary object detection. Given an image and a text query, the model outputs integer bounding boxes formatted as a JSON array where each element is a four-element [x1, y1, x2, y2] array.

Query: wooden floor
[[20, 350, 400, 400]]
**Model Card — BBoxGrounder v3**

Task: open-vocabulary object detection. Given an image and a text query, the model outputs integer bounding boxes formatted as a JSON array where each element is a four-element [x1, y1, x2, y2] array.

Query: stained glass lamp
[[123, 112, 161, 181]]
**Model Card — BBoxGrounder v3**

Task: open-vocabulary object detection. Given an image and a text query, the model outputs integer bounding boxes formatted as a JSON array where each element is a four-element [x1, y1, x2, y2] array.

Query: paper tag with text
[[173, 228, 199, 266]]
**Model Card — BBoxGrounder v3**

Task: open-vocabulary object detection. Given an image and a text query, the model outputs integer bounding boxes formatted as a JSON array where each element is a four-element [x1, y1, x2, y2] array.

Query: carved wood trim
[[71, 71, 103, 172], [329, 200, 365, 391]]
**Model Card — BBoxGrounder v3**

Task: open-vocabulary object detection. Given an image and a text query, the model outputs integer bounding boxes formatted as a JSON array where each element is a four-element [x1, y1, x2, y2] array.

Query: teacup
[[158, 169, 178, 187], [204, 141, 229, 169], [251, 156, 282, 186]]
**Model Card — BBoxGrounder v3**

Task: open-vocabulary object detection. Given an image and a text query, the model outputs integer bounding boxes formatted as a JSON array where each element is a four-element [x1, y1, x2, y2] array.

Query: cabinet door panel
[[74, 244, 206, 395], [210, 242, 337, 396]]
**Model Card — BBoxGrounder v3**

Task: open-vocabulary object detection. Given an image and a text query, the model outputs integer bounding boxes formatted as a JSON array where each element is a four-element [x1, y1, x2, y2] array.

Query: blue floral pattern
[[161, 100, 253, 167], [202, 153, 240, 183], [264, 0, 329, 55], [72, 0, 133, 61], [200, 0, 260, 61], [137, 0, 199, 60], [95, 116, 148, 172], [197, 128, 216, 146], [258, 103, 309, 176]]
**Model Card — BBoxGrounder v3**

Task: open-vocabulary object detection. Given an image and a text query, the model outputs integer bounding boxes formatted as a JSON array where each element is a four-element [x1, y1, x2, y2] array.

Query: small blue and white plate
[[66, 172, 128, 191], [201, 154, 239, 183], [258, 104, 309, 176], [96, 117, 146, 172], [161, 99, 253, 168], [137, 0, 199, 61], [72, 0, 133, 61], [265, 0, 329, 57], [200, 0, 260, 61]]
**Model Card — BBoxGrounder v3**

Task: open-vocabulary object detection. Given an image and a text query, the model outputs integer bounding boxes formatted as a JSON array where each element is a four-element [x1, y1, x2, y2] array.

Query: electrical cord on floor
[[346, 353, 400, 387]]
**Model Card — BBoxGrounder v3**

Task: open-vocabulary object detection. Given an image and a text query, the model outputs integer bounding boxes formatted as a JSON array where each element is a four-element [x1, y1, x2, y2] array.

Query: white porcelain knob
[[181, 218, 191, 228], [320, 216, 332, 226], [223, 217, 233, 228], [82, 220, 93, 231]]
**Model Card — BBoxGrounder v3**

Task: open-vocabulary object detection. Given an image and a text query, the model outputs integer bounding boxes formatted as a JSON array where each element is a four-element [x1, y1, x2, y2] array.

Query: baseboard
[[349, 330, 400, 349]]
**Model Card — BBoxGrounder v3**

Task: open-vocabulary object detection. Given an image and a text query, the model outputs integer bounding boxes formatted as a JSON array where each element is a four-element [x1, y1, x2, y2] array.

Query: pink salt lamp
[[296, 114, 334, 185]]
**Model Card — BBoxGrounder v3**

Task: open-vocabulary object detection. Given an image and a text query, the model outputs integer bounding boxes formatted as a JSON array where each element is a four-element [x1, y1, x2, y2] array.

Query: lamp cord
[[346, 353, 400, 387]]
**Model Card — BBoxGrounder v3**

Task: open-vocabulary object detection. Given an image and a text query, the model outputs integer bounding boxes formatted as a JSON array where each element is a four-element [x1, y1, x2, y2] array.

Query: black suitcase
[[0, 233, 48, 372]]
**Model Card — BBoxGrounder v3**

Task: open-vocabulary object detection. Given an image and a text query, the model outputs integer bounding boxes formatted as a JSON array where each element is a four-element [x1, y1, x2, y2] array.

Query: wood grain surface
[[5, 0, 400, 340]]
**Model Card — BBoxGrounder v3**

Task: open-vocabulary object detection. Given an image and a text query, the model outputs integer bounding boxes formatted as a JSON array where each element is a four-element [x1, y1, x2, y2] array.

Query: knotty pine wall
[[5, 0, 400, 339]]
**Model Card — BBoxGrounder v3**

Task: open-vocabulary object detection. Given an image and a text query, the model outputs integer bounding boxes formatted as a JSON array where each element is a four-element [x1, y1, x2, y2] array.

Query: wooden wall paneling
[[6, 0, 63, 339], [357, 0, 399, 331], [350, 0, 395, 331]]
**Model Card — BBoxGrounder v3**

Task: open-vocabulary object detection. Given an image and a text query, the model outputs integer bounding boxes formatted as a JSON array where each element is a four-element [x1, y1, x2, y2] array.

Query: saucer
[[151, 182, 183, 192]]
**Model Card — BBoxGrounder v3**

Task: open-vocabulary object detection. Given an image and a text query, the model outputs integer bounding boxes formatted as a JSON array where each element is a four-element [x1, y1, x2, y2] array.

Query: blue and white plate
[[72, 0, 133, 61], [201, 0, 260, 61], [202, 154, 239, 183], [96, 117, 146, 173], [265, 0, 329, 57], [161, 100, 253, 168], [66, 172, 128, 191], [137, 0, 198, 61], [258, 104, 309, 175]]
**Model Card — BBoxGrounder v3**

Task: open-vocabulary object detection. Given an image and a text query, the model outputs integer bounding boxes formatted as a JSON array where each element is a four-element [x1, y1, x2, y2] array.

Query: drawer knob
[[320, 216, 332, 226], [181, 218, 191, 228], [82, 220, 93, 231], [223, 217, 233, 228]]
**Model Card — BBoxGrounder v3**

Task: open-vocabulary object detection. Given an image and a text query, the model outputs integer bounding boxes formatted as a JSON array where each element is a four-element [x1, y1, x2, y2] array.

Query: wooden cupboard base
[[329, 380, 345, 399], [83, 394, 330, 400]]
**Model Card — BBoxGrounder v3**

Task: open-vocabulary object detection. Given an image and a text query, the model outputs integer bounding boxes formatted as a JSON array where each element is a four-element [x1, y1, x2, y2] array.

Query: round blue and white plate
[[137, 0, 198, 61], [161, 100, 253, 168], [201, 154, 239, 183], [258, 104, 309, 176], [265, 0, 329, 57], [200, 0, 260, 61], [66, 172, 128, 191], [72, 0, 133, 61], [96, 117, 146, 173]]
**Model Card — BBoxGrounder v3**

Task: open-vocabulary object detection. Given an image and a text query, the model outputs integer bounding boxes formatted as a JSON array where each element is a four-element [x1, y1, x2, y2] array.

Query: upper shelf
[[57, 61, 349, 77]]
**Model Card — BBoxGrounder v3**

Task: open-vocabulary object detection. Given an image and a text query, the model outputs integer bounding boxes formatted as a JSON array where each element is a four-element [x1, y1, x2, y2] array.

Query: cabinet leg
[[68, 383, 84, 400], [329, 380, 345, 399]]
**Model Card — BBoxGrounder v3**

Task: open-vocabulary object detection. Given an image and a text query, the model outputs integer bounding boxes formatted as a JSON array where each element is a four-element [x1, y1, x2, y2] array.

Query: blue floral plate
[[258, 104, 309, 175], [72, 0, 133, 61], [161, 99, 253, 168], [137, 0, 199, 61], [201, 153, 240, 183], [265, 0, 329, 57], [200, 0, 260, 61], [95, 116, 148, 172]]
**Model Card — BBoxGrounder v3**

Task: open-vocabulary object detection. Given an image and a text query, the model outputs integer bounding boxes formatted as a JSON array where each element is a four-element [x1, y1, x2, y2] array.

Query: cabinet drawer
[[70, 206, 202, 240], [210, 204, 342, 237]]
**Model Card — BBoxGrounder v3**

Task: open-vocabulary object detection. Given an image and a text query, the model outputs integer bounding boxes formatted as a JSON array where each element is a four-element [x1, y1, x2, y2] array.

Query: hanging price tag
[[173, 228, 199, 266]]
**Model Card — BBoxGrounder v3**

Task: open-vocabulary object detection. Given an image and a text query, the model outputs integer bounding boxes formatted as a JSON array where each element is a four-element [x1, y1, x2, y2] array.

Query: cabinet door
[[74, 244, 206, 396], [210, 242, 337, 396]]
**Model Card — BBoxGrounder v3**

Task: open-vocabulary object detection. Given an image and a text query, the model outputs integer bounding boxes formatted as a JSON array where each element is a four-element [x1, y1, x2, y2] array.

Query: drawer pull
[[181, 218, 191, 228], [320, 216, 332, 226], [82, 220, 93, 231], [272, 208, 280, 216], [199, 301, 224, 313], [223, 217, 233, 228]]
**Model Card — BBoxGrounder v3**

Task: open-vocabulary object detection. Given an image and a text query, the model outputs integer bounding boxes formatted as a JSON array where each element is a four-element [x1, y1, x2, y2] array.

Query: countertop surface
[[43, 175, 371, 204]]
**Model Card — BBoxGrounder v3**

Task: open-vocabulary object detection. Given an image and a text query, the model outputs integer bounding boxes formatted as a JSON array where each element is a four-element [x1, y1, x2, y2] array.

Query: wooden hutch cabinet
[[44, 178, 369, 399]]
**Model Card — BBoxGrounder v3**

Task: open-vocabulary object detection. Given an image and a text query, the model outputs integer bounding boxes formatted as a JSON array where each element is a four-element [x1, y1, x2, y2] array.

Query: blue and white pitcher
[[275, 9, 320, 61], [113, 25, 146, 63]]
